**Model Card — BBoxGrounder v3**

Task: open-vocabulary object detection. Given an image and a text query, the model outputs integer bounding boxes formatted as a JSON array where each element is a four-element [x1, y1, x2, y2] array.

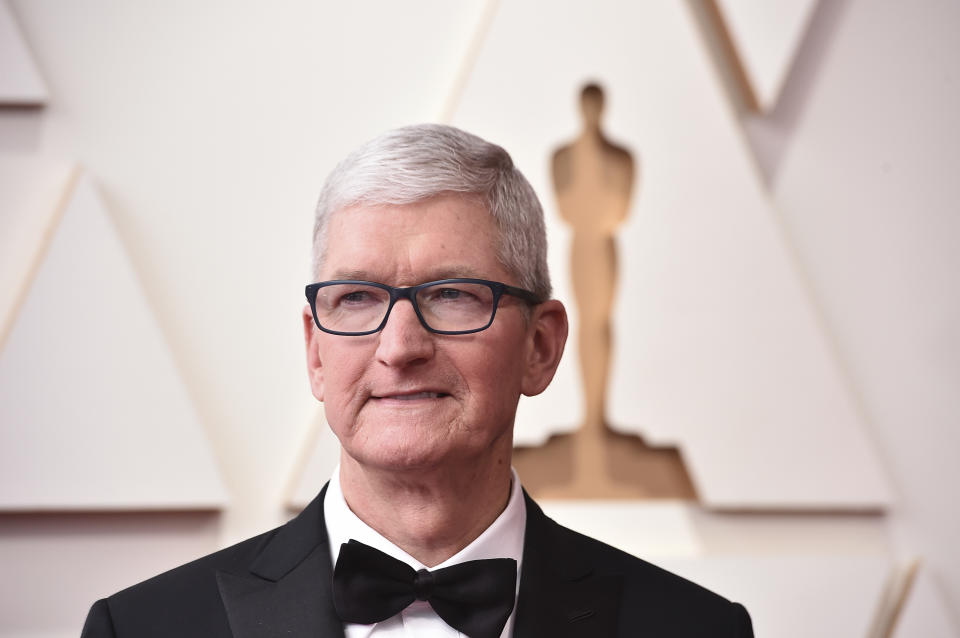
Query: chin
[[338, 414, 514, 474], [344, 438, 494, 475], [348, 450, 450, 475]]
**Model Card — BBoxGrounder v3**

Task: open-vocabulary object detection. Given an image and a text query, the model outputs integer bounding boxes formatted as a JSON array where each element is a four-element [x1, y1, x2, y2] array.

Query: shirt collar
[[324, 466, 526, 573]]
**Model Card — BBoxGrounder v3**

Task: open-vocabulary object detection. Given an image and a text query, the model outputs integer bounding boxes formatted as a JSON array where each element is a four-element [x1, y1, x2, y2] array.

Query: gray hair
[[312, 123, 551, 300]]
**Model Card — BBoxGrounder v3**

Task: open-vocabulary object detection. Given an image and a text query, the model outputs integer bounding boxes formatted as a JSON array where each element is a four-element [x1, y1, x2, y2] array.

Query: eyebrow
[[326, 267, 486, 283]]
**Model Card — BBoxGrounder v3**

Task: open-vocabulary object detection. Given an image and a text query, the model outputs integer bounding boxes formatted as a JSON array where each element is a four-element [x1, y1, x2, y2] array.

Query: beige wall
[[1, 0, 957, 635], [761, 0, 960, 620]]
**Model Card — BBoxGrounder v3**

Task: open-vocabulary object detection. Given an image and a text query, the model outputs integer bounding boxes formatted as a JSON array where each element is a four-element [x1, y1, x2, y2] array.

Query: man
[[82, 124, 753, 637]]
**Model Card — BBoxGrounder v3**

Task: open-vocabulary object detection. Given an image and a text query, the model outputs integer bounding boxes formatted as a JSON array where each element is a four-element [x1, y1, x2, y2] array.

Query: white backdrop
[[1, 0, 958, 635]]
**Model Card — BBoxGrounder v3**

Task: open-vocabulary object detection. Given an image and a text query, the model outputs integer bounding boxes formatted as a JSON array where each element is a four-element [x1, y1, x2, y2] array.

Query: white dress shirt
[[324, 467, 526, 638]]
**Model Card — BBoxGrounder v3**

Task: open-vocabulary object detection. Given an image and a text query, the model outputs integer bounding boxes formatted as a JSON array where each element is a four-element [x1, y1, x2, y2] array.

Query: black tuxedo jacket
[[81, 487, 753, 637]]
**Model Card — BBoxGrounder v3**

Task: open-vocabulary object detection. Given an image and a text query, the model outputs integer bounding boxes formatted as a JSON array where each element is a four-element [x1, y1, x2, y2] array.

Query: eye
[[437, 287, 469, 301], [318, 284, 386, 311], [423, 285, 480, 304], [418, 282, 493, 310], [340, 290, 372, 304]]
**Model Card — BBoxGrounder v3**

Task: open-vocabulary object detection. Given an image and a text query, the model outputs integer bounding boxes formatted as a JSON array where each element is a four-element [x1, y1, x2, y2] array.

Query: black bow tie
[[332, 539, 517, 638]]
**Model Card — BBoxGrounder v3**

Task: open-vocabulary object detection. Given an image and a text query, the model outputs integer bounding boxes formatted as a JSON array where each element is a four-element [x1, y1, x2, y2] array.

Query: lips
[[372, 391, 449, 401]]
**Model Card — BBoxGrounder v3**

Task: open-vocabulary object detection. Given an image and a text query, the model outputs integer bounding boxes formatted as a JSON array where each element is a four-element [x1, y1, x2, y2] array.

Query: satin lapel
[[216, 485, 346, 638], [513, 493, 622, 638]]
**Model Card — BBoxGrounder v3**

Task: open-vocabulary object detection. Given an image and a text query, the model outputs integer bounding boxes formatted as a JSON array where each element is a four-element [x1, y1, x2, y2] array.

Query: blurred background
[[1, 1, 958, 636]]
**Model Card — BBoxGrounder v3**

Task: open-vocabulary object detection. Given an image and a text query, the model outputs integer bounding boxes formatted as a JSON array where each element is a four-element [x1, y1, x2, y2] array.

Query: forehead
[[320, 194, 506, 283]]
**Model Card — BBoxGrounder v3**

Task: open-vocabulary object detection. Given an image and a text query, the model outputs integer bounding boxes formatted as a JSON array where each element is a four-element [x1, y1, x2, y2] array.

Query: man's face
[[303, 194, 550, 473]]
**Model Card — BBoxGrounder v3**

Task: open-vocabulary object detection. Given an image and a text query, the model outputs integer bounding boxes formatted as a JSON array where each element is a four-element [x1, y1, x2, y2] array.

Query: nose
[[375, 298, 435, 368]]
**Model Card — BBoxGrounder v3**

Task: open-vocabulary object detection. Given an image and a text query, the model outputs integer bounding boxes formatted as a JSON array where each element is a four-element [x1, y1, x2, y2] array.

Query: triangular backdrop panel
[[714, 0, 817, 112], [890, 566, 958, 638], [660, 555, 891, 638], [286, 408, 341, 509], [0, 157, 74, 345], [451, 0, 891, 508], [0, 0, 48, 104], [0, 171, 227, 510]]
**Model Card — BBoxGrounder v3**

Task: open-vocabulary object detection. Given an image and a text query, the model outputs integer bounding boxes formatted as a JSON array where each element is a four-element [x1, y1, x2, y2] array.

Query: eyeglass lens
[[313, 282, 497, 334]]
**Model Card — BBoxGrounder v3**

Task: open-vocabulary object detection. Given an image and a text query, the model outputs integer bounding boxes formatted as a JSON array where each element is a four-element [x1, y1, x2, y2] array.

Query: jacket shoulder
[[88, 527, 279, 637], [83, 487, 330, 637], [524, 497, 754, 637], [568, 522, 746, 604]]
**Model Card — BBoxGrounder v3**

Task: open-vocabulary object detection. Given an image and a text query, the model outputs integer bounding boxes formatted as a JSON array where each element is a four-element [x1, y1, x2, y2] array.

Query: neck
[[338, 453, 513, 567]]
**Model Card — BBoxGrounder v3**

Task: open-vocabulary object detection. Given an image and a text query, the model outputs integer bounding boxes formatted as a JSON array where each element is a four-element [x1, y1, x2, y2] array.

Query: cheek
[[322, 374, 365, 443], [316, 344, 368, 418], [467, 341, 527, 408], [327, 368, 360, 407]]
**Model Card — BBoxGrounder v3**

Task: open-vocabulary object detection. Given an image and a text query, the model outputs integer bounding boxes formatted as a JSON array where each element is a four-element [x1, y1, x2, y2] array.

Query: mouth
[[371, 391, 449, 402]]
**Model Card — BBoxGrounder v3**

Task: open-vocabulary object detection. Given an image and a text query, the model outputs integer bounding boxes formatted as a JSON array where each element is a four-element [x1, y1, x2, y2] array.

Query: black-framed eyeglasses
[[305, 278, 542, 336]]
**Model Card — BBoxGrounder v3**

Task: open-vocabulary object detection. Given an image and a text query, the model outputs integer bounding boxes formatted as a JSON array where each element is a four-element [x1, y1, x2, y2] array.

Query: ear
[[303, 305, 325, 402], [520, 299, 568, 397]]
